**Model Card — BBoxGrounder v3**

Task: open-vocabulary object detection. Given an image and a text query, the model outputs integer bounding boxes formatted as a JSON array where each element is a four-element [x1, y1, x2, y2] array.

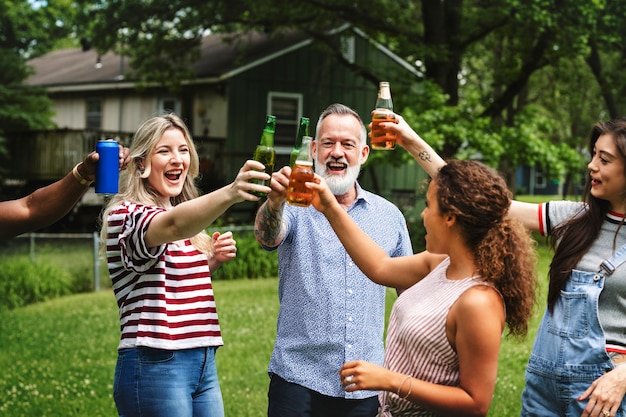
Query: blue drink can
[[95, 139, 119, 194]]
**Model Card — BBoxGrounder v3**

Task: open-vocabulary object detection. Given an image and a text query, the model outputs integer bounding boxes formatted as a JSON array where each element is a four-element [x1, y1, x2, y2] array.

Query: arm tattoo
[[418, 150, 431, 163], [254, 201, 285, 246]]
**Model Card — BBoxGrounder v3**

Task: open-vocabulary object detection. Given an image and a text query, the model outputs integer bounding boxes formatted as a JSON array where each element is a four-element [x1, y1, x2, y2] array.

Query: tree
[[0, 0, 76, 178], [75, 0, 625, 193]]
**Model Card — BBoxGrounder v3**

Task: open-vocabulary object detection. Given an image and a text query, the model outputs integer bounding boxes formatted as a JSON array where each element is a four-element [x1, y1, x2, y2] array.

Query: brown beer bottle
[[250, 115, 276, 197], [370, 81, 397, 150], [286, 136, 315, 207], [290, 116, 310, 169]]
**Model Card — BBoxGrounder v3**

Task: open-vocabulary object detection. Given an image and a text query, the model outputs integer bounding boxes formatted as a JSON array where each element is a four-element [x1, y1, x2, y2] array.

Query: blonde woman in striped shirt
[[308, 159, 537, 417], [100, 113, 271, 417]]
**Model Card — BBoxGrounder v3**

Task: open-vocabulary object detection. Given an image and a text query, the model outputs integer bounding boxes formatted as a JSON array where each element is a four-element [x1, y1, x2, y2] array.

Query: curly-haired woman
[[308, 155, 537, 416]]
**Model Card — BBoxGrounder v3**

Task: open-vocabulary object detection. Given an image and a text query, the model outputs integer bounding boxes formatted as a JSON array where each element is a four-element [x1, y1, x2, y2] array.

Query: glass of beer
[[370, 109, 397, 150], [286, 160, 315, 207]]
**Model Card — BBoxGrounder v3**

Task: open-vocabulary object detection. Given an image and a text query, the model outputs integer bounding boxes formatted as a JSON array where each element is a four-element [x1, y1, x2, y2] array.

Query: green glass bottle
[[250, 115, 276, 197], [289, 116, 310, 168]]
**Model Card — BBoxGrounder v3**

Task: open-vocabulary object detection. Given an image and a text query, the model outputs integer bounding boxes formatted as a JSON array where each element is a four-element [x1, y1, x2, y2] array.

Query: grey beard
[[316, 161, 361, 195]]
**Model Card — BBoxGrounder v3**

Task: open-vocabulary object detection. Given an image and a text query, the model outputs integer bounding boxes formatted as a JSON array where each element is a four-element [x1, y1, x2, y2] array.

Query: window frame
[[157, 97, 181, 115], [534, 166, 547, 189], [267, 92, 303, 154], [85, 97, 103, 129]]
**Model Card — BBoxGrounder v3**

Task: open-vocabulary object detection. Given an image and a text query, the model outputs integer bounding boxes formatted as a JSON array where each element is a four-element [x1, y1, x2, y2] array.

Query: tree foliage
[[30, 0, 626, 193], [0, 0, 75, 167], [1, 0, 75, 58]]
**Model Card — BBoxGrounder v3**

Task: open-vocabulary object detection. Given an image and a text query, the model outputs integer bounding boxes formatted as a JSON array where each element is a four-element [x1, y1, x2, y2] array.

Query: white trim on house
[[351, 27, 422, 78]]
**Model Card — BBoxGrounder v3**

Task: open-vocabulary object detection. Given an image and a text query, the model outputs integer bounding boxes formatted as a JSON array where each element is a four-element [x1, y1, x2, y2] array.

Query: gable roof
[[26, 25, 419, 92]]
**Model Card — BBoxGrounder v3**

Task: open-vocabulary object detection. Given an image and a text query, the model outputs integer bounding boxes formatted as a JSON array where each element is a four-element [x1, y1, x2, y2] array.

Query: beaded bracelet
[[397, 375, 413, 400], [72, 163, 93, 186]]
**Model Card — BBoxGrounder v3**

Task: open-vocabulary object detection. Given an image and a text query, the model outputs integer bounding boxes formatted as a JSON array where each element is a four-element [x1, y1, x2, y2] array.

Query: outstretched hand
[[307, 174, 340, 215], [267, 166, 291, 204], [229, 159, 272, 202], [79, 152, 99, 182], [339, 360, 391, 393], [367, 112, 423, 150], [210, 231, 237, 264], [79, 144, 131, 182], [119, 145, 130, 170]]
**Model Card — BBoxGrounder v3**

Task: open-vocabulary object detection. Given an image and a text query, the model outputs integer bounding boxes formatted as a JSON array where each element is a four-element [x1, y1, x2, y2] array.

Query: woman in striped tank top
[[308, 158, 537, 417], [99, 113, 271, 417]]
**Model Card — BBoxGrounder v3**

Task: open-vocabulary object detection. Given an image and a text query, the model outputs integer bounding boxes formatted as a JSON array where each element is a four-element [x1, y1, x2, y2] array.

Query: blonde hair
[[100, 113, 212, 255]]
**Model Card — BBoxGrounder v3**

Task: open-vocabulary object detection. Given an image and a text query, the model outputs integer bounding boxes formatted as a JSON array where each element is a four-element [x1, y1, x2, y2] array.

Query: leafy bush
[[0, 230, 277, 309], [0, 238, 104, 291], [0, 259, 72, 310], [402, 203, 426, 253]]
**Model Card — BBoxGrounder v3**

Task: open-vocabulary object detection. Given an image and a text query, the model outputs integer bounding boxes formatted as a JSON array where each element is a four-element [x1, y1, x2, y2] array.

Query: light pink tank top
[[378, 257, 494, 416]]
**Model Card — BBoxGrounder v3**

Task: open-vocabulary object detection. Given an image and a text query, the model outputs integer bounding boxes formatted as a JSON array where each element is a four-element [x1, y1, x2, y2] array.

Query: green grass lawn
[[0, 246, 551, 417]]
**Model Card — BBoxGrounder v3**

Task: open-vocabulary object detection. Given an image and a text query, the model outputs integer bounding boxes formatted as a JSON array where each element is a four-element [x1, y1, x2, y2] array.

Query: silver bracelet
[[397, 375, 413, 400]]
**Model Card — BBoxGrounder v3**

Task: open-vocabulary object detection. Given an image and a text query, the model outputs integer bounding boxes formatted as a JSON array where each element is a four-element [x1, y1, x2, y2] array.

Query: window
[[158, 97, 181, 115], [86, 98, 102, 129], [534, 166, 547, 189], [268, 92, 303, 152]]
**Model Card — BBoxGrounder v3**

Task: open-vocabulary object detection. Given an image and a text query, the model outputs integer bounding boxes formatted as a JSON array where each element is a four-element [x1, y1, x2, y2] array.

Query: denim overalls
[[521, 245, 626, 416]]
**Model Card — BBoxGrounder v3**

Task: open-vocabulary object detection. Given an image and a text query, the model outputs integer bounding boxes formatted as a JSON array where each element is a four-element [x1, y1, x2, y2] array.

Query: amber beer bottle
[[290, 116, 310, 169], [370, 81, 397, 150], [250, 115, 276, 197], [286, 136, 315, 207]]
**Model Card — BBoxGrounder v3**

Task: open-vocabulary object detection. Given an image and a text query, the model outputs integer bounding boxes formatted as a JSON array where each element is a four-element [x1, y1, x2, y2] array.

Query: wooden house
[[20, 24, 427, 226]]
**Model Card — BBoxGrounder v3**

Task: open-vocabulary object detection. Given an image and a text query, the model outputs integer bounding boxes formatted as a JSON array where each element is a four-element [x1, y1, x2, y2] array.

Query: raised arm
[[0, 159, 94, 239], [309, 175, 441, 290], [374, 114, 446, 178], [508, 200, 542, 232], [0, 146, 129, 240], [378, 115, 544, 234], [145, 160, 270, 247]]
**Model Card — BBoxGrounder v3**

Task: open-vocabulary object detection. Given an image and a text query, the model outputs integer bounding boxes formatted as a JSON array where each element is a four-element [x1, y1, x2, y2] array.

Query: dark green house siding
[[217, 30, 425, 222]]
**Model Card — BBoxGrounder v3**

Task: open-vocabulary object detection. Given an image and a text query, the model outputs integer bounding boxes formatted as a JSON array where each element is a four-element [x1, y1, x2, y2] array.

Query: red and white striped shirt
[[379, 257, 491, 416], [106, 202, 223, 351]]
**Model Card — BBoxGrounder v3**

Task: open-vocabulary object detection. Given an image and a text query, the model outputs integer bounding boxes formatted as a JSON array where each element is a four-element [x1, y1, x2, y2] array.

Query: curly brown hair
[[435, 160, 538, 338]]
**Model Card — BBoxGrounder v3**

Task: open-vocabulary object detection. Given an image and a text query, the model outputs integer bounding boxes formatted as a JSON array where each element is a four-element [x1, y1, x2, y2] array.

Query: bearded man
[[254, 103, 413, 417]]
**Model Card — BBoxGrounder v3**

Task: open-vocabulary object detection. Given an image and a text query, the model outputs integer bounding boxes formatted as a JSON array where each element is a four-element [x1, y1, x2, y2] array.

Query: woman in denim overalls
[[510, 118, 626, 417]]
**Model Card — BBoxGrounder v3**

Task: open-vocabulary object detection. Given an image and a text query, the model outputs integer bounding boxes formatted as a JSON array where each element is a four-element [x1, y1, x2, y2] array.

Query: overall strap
[[600, 242, 626, 276]]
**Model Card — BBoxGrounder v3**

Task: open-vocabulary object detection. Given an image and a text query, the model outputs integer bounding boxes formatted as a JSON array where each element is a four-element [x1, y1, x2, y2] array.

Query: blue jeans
[[267, 373, 379, 417], [114, 346, 224, 417], [521, 269, 626, 416]]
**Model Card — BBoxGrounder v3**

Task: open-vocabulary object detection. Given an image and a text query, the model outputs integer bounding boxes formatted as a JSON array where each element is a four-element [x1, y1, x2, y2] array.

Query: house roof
[[26, 25, 418, 92]]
